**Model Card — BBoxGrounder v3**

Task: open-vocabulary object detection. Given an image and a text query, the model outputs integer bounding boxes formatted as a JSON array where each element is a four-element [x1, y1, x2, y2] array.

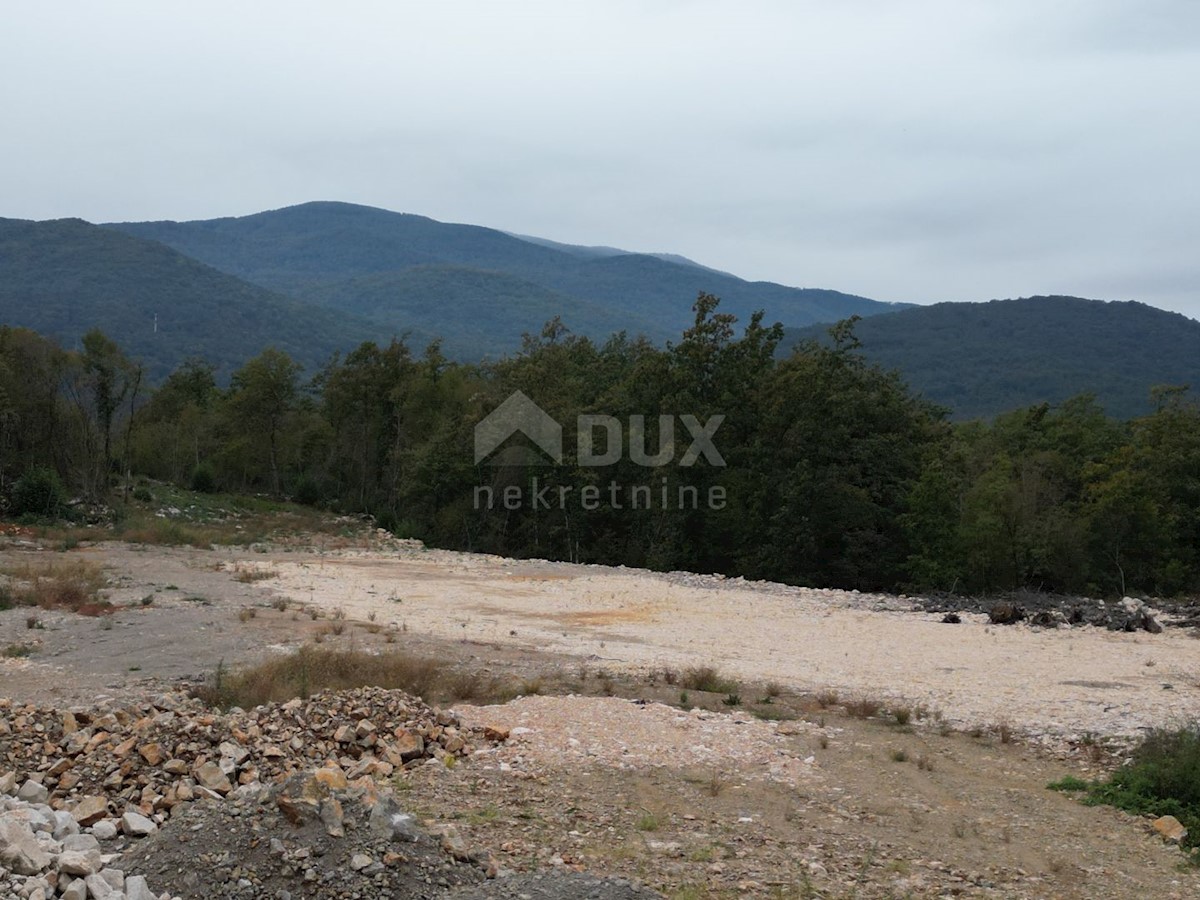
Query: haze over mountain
[[4, 204, 1195, 421], [784, 296, 1200, 420], [0, 216, 382, 380], [106, 201, 906, 358]]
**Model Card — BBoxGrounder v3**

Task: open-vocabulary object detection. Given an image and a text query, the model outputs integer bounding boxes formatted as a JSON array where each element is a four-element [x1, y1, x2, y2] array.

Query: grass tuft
[[679, 665, 738, 694]]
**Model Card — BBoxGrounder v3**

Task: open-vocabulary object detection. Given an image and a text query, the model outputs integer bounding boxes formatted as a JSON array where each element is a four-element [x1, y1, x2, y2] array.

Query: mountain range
[[784, 296, 1200, 419], [1, 200, 1196, 418], [105, 201, 903, 359]]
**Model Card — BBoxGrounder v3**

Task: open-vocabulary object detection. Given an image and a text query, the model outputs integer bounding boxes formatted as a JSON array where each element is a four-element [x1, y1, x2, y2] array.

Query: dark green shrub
[[1085, 726, 1200, 849], [293, 475, 321, 507], [190, 463, 216, 494], [132, 486, 153, 502], [11, 467, 67, 517]]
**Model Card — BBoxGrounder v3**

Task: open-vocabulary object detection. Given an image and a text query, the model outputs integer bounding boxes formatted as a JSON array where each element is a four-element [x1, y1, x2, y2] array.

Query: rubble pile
[[0, 687, 480, 823], [116, 766, 489, 898], [1, 785, 174, 899]]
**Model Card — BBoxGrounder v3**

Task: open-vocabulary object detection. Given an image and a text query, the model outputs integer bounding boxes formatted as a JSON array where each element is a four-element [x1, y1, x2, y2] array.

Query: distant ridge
[[106, 201, 907, 358], [783, 296, 1200, 419], [0, 216, 381, 379]]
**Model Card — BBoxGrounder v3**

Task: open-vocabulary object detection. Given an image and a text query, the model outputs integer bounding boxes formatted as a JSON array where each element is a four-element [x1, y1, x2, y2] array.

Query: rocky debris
[[0, 687, 484, 823], [1152, 814, 1187, 843], [118, 766, 663, 900], [1115, 597, 1163, 634], [117, 766, 489, 899], [988, 602, 1026, 625], [1, 788, 176, 899], [919, 591, 1168, 632], [446, 871, 664, 898]]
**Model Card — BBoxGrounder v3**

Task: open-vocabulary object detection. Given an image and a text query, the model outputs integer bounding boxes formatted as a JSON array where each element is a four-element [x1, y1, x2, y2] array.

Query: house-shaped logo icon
[[474, 391, 563, 466]]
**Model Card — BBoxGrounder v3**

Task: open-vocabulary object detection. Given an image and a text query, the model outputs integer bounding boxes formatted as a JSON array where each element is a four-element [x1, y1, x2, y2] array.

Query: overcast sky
[[3, 1, 1198, 318]]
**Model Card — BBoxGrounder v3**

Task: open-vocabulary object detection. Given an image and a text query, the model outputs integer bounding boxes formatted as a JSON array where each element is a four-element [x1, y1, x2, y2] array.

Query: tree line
[[1, 294, 1197, 598]]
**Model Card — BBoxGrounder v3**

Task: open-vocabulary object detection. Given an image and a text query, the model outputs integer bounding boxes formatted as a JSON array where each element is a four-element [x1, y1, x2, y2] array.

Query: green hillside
[[106, 201, 906, 342], [295, 265, 664, 360], [783, 296, 1200, 419], [0, 217, 382, 379]]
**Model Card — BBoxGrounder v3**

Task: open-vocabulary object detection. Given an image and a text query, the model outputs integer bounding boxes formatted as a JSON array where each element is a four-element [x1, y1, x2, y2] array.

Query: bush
[[293, 475, 321, 507], [1085, 726, 1200, 849], [11, 467, 67, 518], [190, 463, 216, 494], [680, 665, 738, 694]]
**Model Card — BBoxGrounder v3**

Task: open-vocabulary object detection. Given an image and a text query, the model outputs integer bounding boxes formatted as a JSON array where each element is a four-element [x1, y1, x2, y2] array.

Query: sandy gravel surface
[[250, 547, 1200, 739], [457, 695, 819, 788]]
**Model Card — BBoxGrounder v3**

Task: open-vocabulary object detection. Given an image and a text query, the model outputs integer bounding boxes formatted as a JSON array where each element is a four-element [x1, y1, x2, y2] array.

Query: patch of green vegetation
[[680, 666, 738, 695], [635, 811, 662, 832], [1047, 775, 1090, 792], [1082, 726, 1200, 850]]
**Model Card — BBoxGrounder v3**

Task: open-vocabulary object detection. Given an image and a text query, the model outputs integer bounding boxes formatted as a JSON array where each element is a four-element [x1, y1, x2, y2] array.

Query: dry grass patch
[[0, 558, 110, 616], [844, 697, 884, 719], [679, 665, 738, 694], [192, 645, 515, 709], [232, 564, 279, 583]]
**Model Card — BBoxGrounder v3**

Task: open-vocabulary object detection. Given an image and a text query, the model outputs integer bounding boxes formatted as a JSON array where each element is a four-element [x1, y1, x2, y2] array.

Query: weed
[[891, 748, 909, 763], [722, 692, 741, 707], [233, 565, 278, 583], [892, 707, 912, 726], [917, 753, 935, 772], [1047, 775, 1089, 792], [139, 594, 155, 607], [707, 772, 726, 797], [271, 597, 288, 611], [845, 697, 883, 719], [25, 615, 41, 630], [2, 643, 33, 658], [814, 689, 840, 709], [635, 810, 661, 832], [680, 665, 737, 694], [238, 608, 256, 623]]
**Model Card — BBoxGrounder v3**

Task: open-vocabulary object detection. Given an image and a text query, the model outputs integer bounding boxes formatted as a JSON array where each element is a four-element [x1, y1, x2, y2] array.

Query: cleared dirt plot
[[3, 531, 1200, 898]]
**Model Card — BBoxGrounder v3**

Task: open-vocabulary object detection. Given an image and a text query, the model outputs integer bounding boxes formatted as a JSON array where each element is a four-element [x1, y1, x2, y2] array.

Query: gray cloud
[[2, 0, 1196, 318]]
